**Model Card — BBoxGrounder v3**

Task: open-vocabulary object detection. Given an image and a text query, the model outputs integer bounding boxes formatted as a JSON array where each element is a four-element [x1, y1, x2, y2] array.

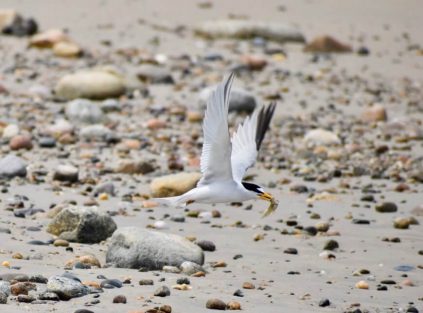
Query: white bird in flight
[[156, 73, 278, 216]]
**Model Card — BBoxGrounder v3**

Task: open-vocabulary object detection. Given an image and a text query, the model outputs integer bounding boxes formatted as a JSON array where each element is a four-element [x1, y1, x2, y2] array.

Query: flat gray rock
[[106, 227, 204, 270], [46, 276, 88, 300]]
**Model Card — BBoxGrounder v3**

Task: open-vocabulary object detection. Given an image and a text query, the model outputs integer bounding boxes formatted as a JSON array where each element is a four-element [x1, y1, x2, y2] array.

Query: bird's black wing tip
[[255, 102, 277, 150]]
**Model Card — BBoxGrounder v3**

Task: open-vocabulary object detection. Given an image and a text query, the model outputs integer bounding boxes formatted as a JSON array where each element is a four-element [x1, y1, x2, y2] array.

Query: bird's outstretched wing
[[197, 73, 235, 186], [231, 102, 276, 183]]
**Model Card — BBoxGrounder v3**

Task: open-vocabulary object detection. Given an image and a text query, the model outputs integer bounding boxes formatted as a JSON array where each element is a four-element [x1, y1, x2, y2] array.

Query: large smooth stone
[[150, 172, 201, 197], [106, 227, 204, 270], [55, 70, 125, 100]]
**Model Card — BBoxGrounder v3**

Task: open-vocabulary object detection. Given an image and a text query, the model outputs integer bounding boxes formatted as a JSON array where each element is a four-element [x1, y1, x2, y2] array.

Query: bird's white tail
[[153, 195, 186, 207]]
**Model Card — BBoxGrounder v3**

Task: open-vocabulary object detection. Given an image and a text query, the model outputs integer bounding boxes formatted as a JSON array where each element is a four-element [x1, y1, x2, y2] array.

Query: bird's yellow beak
[[259, 192, 274, 201]]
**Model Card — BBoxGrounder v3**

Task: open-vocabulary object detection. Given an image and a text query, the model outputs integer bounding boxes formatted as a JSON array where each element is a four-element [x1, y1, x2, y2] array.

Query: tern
[[155, 73, 278, 216]]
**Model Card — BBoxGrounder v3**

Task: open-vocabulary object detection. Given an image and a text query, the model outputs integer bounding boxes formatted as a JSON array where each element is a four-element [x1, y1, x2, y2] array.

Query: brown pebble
[[227, 301, 241, 310], [113, 295, 127, 304], [160, 304, 172, 313], [12, 253, 23, 259], [206, 298, 227, 310], [9, 135, 33, 150], [211, 261, 227, 268], [401, 279, 415, 287], [242, 282, 255, 289]]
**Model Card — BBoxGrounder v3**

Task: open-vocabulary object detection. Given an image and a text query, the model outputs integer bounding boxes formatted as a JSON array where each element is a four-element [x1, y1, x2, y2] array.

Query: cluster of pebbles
[[0, 4, 422, 313]]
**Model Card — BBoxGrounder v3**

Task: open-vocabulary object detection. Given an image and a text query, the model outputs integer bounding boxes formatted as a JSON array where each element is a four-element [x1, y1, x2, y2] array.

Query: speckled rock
[[47, 205, 117, 243], [106, 227, 204, 270]]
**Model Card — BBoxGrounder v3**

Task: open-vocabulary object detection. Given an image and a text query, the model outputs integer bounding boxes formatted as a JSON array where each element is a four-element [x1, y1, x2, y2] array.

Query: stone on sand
[[47, 205, 117, 243], [53, 41, 82, 58], [137, 64, 174, 84], [304, 35, 352, 53], [66, 99, 104, 124], [0, 155, 27, 178], [55, 69, 126, 100], [46, 275, 88, 300], [304, 129, 341, 146], [150, 172, 201, 197], [29, 29, 68, 48], [106, 227, 204, 270], [199, 86, 256, 113], [195, 20, 305, 43]]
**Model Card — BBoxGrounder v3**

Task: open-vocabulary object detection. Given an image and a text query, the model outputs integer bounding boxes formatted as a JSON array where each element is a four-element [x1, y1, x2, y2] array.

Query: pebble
[[199, 86, 257, 113], [206, 298, 227, 310], [355, 280, 369, 289], [55, 69, 126, 100], [319, 298, 331, 307], [304, 35, 352, 53], [0, 155, 27, 178], [113, 295, 127, 303], [375, 202, 397, 213], [66, 99, 104, 124], [304, 129, 340, 146], [362, 104, 387, 123], [242, 282, 255, 289], [323, 239, 339, 251], [196, 240, 216, 252], [100, 279, 122, 289], [154, 285, 170, 297], [139, 279, 154, 286], [53, 41, 82, 58], [394, 217, 410, 229], [283, 247, 298, 255], [227, 301, 241, 310], [53, 164, 79, 182], [39, 137, 56, 148], [53, 239, 69, 247], [17, 294, 35, 303], [9, 135, 33, 150]]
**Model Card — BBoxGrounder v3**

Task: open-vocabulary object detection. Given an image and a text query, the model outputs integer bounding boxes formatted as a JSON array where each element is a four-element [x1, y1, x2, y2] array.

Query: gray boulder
[[0, 155, 27, 178], [106, 227, 204, 270], [199, 86, 256, 113], [65, 99, 104, 124], [47, 205, 117, 243], [46, 276, 88, 300]]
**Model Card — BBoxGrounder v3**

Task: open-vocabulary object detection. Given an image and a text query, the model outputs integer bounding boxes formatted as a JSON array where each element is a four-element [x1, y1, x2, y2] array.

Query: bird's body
[[155, 73, 278, 216], [165, 180, 257, 205]]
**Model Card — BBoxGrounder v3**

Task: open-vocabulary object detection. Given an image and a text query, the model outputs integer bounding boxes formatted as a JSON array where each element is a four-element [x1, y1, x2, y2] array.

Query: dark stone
[[196, 240, 216, 252], [154, 286, 170, 297], [352, 219, 370, 225], [283, 247, 298, 255], [319, 298, 330, 307], [176, 277, 190, 285], [139, 279, 154, 286], [323, 240, 339, 251], [375, 202, 398, 213], [206, 298, 226, 310], [112, 295, 127, 303]]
